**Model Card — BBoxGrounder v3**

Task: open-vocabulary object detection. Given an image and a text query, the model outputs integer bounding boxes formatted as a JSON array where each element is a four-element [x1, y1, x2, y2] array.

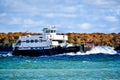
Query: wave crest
[[59, 46, 117, 56], [0, 52, 13, 57]]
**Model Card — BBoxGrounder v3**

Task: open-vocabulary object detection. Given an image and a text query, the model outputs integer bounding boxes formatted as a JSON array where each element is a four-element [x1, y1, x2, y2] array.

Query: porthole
[[31, 40, 34, 43], [26, 40, 29, 43], [35, 40, 38, 43]]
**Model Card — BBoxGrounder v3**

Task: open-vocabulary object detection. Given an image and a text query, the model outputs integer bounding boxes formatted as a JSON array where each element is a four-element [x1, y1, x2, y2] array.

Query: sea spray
[[59, 46, 117, 56], [86, 46, 117, 55], [0, 51, 12, 57]]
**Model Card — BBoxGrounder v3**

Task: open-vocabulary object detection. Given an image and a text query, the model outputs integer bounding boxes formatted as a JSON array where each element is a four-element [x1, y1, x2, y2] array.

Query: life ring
[[50, 35, 52, 39]]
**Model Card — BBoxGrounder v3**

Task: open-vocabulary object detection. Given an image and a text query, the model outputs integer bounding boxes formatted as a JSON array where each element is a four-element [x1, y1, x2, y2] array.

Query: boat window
[[58, 40, 63, 43], [16, 40, 21, 45], [35, 39, 38, 43], [18, 40, 21, 43], [39, 37, 43, 38], [51, 30, 54, 33], [46, 30, 50, 33], [50, 30, 56, 33], [26, 40, 29, 43], [31, 40, 34, 43]]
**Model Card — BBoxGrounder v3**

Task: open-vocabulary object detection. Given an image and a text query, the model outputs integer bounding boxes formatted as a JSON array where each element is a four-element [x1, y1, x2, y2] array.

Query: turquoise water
[[0, 52, 120, 80]]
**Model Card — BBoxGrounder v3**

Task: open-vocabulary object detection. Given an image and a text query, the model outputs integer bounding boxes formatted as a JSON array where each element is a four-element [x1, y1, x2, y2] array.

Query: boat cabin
[[13, 26, 68, 50]]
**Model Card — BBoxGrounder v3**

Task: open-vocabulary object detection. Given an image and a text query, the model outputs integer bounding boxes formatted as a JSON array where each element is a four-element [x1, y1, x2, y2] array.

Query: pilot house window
[[46, 30, 50, 33], [51, 30, 56, 33]]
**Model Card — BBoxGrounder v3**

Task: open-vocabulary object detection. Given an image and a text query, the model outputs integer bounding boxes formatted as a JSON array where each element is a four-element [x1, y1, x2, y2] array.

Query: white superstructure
[[13, 26, 68, 50]]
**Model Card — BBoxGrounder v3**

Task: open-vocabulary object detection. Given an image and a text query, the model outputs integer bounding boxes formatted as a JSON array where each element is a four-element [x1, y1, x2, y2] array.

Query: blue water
[[0, 47, 120, 80]]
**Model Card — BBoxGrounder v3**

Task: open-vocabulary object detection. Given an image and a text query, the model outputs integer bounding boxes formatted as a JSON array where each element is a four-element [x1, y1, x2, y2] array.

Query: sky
[[0, 0, 120, 33]]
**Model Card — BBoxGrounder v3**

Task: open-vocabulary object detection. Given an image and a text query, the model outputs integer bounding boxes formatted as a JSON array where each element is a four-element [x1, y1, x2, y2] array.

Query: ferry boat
[[12, 26, 94, 56]]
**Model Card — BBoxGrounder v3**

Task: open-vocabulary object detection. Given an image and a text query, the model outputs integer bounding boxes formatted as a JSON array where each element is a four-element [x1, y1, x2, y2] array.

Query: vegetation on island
[[67, 33, 120, 47], [0, 32, 120, 51]]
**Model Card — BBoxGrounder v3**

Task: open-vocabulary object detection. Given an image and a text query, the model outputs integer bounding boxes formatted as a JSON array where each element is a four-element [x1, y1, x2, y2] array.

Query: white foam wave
[[0, 52, 13, 57], [58, 46, 117, 56], [85, 46, 117, 55]]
